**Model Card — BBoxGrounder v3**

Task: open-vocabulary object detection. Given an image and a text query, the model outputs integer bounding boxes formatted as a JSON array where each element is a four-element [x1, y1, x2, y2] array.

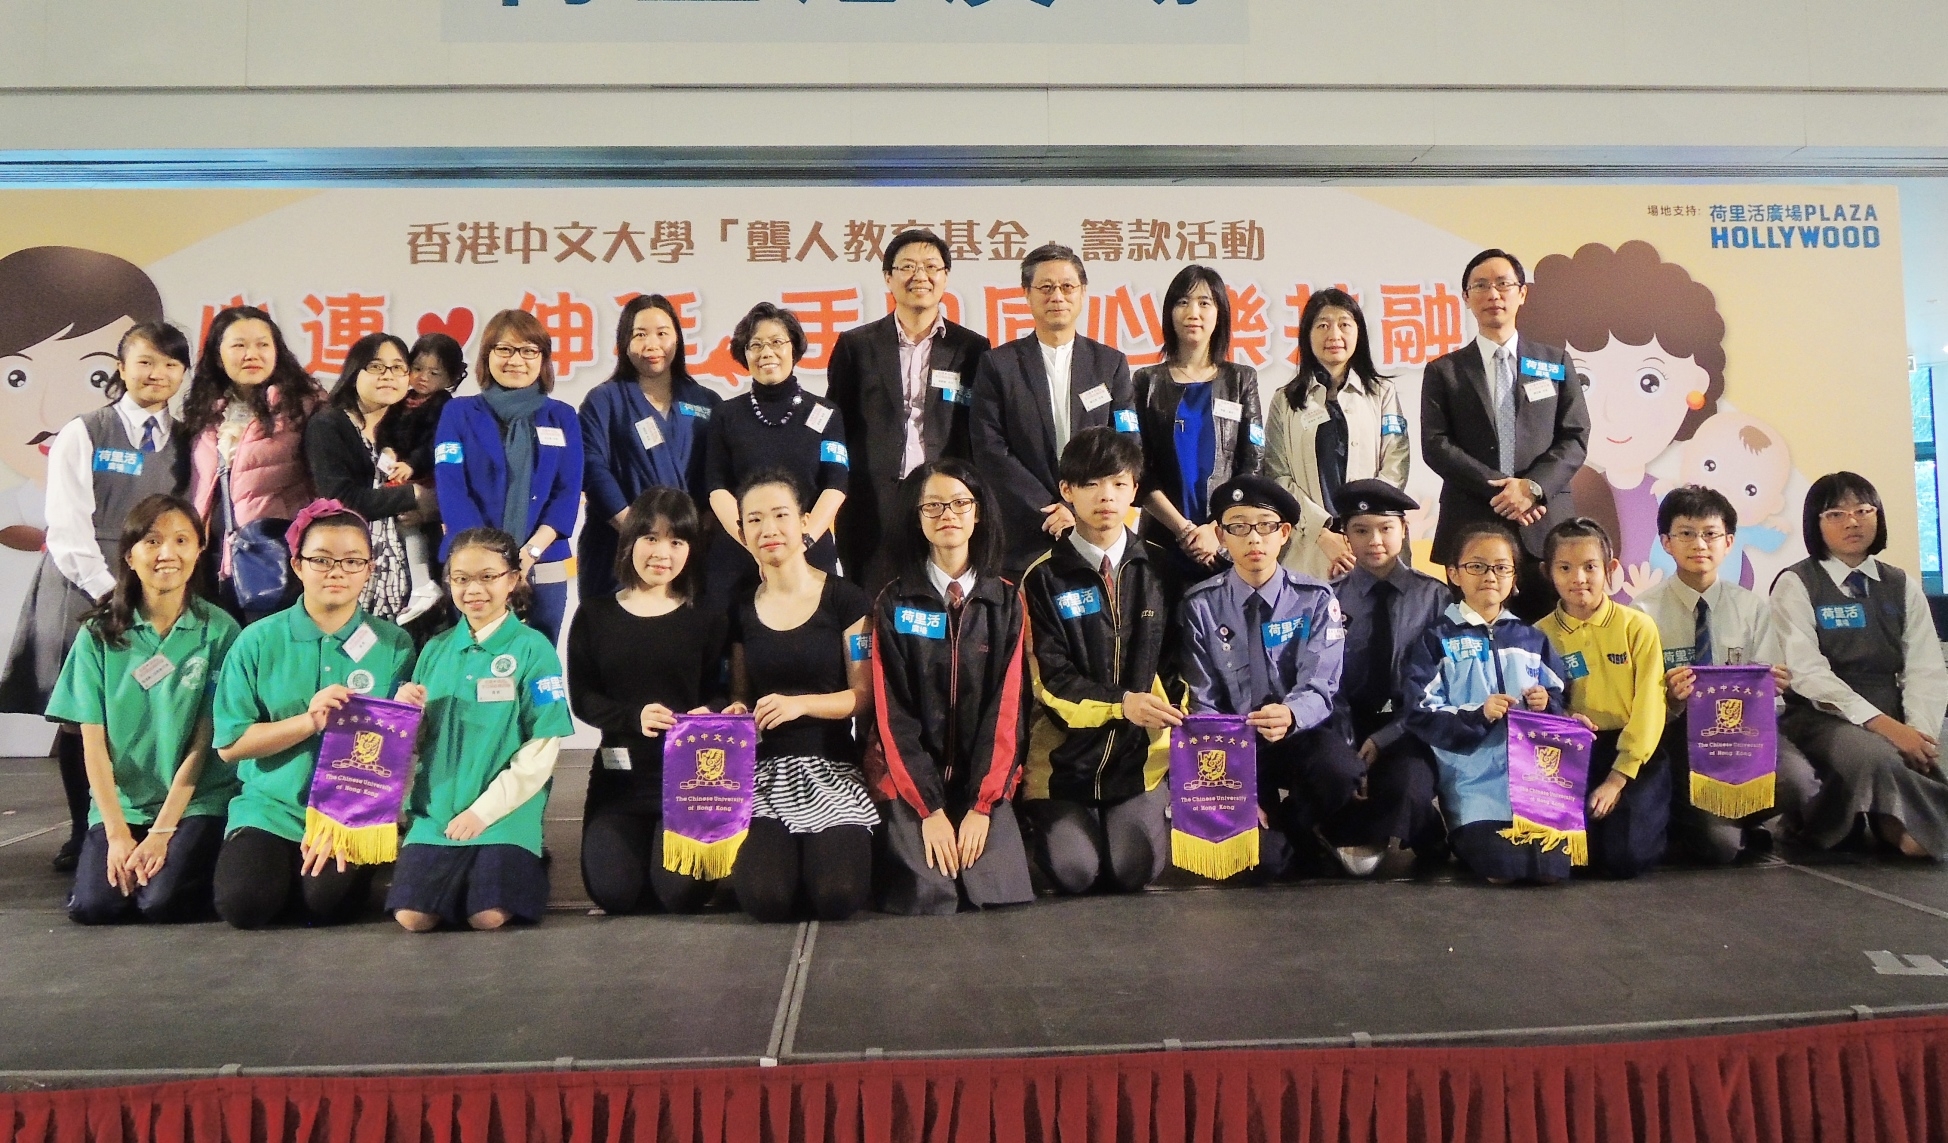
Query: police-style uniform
[[210, 602, 416, 928], [47, 598, 241, 924], [388, 610, 575, 927], [1179, 476, 1366, 875], [1328, 480, 1451, 859]]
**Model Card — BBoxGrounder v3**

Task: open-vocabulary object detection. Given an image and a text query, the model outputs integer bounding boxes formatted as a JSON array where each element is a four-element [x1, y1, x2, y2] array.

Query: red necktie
[[1100, 554, 1117, 615]]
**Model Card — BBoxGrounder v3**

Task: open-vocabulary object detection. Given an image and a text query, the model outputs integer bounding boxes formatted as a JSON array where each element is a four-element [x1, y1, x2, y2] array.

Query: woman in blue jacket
[[433, 309, 584, 643], [577, 294, 721, 601]]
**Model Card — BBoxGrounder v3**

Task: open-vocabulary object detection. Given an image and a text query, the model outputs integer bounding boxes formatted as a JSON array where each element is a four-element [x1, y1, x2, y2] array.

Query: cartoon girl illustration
[[1517, 241, 1727, 602]]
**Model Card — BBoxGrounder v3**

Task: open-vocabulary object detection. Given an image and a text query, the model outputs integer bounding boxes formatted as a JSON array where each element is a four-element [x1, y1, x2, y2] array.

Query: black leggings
[[730, 818, 871, 923], [212, 827, 376, 929], [57, 730, 88, 843], [580, 811, 716, 915]]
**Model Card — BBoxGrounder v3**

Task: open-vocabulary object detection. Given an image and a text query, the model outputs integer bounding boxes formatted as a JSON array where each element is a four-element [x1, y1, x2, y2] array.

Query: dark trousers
[[580, 810, 716, 915], [1583, 729, 1670, 879], [731, 818, 871, 923], [212, 826, 378, 929], [878, 798, 1035, 915], [69, 816, 225, 925], [1021, 784, 1169, 895], [1334, 737, 1448, 857], [1451, 821, 1573, 883], [1258, 724, 1369, 873]]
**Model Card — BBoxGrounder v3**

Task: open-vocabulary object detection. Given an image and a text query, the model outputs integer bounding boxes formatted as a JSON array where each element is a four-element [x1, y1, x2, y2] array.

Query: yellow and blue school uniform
[[212, 602, 417, 844], [1536, 600, 1670, 878], [388, 611, 573, 924]]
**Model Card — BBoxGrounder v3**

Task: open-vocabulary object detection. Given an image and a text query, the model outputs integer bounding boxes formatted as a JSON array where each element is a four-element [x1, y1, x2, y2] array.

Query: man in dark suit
[[828, 229, 991, 595], [1420, 248, 1590, 620], [971, 243, 1138, 578]]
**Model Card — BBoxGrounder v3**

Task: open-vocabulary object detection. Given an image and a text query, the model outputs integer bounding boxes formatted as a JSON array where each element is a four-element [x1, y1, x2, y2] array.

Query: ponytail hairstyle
[[445, 526, 534, 617], [106, 321, 193, 404], [1542, 516, 1616, 567], [82, 494, 207, 650]]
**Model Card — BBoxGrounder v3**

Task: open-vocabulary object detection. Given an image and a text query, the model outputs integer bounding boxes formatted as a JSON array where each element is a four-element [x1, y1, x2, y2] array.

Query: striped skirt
[[752, 755, 879, 835]]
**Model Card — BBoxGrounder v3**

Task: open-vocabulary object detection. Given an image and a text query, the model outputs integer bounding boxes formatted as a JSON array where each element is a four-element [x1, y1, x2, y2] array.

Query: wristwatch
[[525, 544, 543, 561], [1525, 480, 1544, 501]]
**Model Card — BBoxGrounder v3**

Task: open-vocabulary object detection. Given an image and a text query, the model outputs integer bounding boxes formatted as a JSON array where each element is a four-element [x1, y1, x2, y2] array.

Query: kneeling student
[[869, 459, 1035, 914], [1328, 480, 1451, 870], [1536, 519, 1669, 878], [1020, 428, 1179, 895], [1631, 485, 1816, 863], [1180, 475, 1362, 877], [389, 528, 574, 931]]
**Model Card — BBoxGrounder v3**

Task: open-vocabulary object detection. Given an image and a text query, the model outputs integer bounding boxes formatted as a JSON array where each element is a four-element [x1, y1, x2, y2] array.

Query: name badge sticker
[[1561, 650, 1591, 680], [1113, 409, 1140, 433], [1523, 379, 1556, 403], [1443, 636, 1489, 663], [599, 747, 632, 771], [1380, 414, 1408, 437], [132, 654, 175, 690], [535, 425, 567, 448], [930, 369, 961, 390], [1664, 646, 1696, 669], [1817, 603, 1868, 630], [1054, 588, 1103, 620], [1519, 357, 1565, 381], [1262, 617, 1307, 651], [894, 608, 947, 639], [676, 401, 711, 420], [1299, 406, 1330, 431], [820, 440, 850, 467], [806, 404, 834, 433], [1249, 423, 1266, 447], [434, 441, 464, 465], [941, 384, 971, 406], [1078, 385, 1111, 411], [1213, 398, 1243, 422], [847, 633, 873, 662], [342, 624, 378, 663], [635, 416, 664, 451], [477, 677, 517, 703], [92, 449, 143, 476], [530, 675, 568, 705]]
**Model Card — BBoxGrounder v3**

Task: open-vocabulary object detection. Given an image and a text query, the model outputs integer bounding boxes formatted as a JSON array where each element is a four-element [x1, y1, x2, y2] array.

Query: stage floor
[[5, 752, 1948, 1083]]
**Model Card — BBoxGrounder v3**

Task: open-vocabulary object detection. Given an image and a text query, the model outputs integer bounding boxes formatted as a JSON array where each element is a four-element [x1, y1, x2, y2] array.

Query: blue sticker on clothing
[[1380, 414, 1408, 437], [676, 402, 711, 420], [530, 675, 567, 705], [1054, 588, 1103, 620], [940, 384, 971, 406], [1663, 646, 1696, 669], [1561, 650, 1590, 680], [820, 440, 850, 467], [434, 441, 465, 464], [91, 448, 143, 476], [893, 607, 947, 639], [1817, 602, 1867, 630], [1519, 357, 1565, 382], [1443, 635, 1489, 662], [847, 633, 872, 662], [1113, 409, 1139, 433], [1248, 423, 1266, 448], [1262, 616, 1308, 650]]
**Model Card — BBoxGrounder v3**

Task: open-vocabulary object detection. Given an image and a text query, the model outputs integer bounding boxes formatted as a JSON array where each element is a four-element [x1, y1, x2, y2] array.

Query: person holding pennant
[[389, 527, 572, 931], [1179, 475, 1368, 878], [972, 244, 1140, 579], [1536, 519, 1671, 878], [1020, 429, 1179, 894], [1772, 472, 1948, 858], [868, 458, 1035, 914], [1402, 519, 1575, 883], [1327, 480, 1452, 868], [725, 470, 878, 923], [49, 494, 238, 924], [1631, 485, 1815, 863], [210, 501, 418, 929], [567, 488, 732, 915]]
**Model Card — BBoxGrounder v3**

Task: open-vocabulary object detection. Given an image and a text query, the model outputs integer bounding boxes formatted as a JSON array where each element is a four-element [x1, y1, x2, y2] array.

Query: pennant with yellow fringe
[[303, 694, 422, 866], [1169, 713, 1260, 880], [1687, 664, 1779, 820], [1504, 709, 1596, 868], [661, 712, 759, 881]]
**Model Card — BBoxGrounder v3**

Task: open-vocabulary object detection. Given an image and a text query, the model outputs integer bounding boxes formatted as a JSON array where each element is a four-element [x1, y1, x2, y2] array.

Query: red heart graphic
[[416, 307, 475, 346]]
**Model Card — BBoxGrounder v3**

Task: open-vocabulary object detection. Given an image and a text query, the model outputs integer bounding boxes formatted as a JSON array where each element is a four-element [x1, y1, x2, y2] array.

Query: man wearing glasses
[[973, 243, 1138, 578], [1420, 248, 1590, 620], [828, 230, 991, 595]]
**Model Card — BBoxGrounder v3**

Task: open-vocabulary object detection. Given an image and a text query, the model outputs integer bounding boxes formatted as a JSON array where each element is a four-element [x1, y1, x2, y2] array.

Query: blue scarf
[[481, 381, 547, 539]]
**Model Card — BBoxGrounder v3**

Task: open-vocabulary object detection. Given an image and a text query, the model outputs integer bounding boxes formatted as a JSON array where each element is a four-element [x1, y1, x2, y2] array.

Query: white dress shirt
[[1069, 526, 1130, 574], [44, 395, 174, 601], [894, 311, 945, 478], [1476, 332, 1518, 403], [1633, 573, 1788, 717], [1040, 336, 1077, 454], [1770, 555, 1948, 739], [925, 559, 977, 603]]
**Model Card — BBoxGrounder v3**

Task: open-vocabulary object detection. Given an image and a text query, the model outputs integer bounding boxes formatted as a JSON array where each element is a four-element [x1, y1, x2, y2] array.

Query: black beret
[[1209, 475, 1303, 525], [1333, 479, 1419, 525]]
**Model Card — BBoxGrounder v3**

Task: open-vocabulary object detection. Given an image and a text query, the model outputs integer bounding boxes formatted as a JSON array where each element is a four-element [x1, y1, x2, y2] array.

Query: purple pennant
[[663, 713, 759, 848], [1505, 708, 1595, 839], [309, 694, 421, 833], [1170, 714, 1258, 846], [1687, 664, 1779, 800]]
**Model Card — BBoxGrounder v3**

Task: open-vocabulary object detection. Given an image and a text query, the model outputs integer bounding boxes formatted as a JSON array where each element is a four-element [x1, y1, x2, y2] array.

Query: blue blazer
[[577, 376, 719, 521], [433, 394, 583, 562]]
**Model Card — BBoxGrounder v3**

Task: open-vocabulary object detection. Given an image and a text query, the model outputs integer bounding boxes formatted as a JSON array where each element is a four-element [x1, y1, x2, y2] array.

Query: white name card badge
[[1078, 385, 1111, 411], [930, 370, 961, 390], [1213, 399, 1243, 421], [1299, 405, 1329, 430], [477, 677, 517, 703], [342, 623, 378, 663], [806, 404, 834, 433], [635, 416, 664, 450], [1523, 380, 1556, 402], [535, 425, 567, 448], [133, 654, 176, 690]]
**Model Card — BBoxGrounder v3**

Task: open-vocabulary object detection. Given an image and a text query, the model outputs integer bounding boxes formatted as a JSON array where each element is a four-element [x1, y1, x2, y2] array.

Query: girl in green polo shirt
[[389, 527, 573, 932], [210, 501, 418, 929], [48, 494, 239, 924]]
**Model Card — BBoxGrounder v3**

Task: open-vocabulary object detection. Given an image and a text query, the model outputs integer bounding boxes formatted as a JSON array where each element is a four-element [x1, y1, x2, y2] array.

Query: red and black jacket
[[867, 570, 1030, 817]]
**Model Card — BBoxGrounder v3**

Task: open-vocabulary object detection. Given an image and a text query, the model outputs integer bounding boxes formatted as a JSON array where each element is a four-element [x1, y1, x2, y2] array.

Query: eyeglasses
[[297, 554, 371, 574], [1032, 282, 1083, 298], [362, 361, 410, 378], [745, 337, 794, 357], [1464, 279, 1524, 296], [1667, 528, 1730, 546], [447, 569, 516, 589], [893, 262, 946, 278], [1454, 561, 1517, 579], [1220, 521, 1287, 537], [1820, 505, 1879, 525], [919, 497, 977, 519], [489, 344, 543, 361]]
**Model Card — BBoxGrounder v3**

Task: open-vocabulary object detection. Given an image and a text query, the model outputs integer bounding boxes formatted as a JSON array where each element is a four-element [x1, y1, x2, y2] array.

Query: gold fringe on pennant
[[1690, 770, 1776, 819], [662, 828, 747, 881], [1171, 827, 1259, 880], [1497, 816, 1589, 867], [301, 808, 398, 866]]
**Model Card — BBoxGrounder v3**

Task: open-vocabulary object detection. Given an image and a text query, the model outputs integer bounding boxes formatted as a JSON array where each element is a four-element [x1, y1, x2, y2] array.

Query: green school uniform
[[45, 598, 242, 828], [405, 613, 573, 856], [212, 602, 417, 843]]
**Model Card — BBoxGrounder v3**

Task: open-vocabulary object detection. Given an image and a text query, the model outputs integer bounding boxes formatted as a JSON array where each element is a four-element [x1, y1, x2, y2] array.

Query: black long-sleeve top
[[704, 377, 849, 504], [302, 405, 418, 521]]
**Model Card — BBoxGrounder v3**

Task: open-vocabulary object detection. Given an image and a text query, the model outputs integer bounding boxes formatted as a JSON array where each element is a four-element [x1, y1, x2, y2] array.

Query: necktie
[[1361, 580, 1396, 717], [139, 417, 159, 453], [1494, 347, 1516, 475], [1693, 597, 1713, 667], [1845, 571, 1870, 601], [1245, 594, 1274, 709], [947, 580, 965, 613], [1099, 554, 1117, 617]]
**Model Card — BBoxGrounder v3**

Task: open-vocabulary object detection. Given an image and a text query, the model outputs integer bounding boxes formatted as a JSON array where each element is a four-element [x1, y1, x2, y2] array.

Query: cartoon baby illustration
[[1650, 410, 1793, 588], [1518, 241, 1726, 602], [0, 247, 166, 550]]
